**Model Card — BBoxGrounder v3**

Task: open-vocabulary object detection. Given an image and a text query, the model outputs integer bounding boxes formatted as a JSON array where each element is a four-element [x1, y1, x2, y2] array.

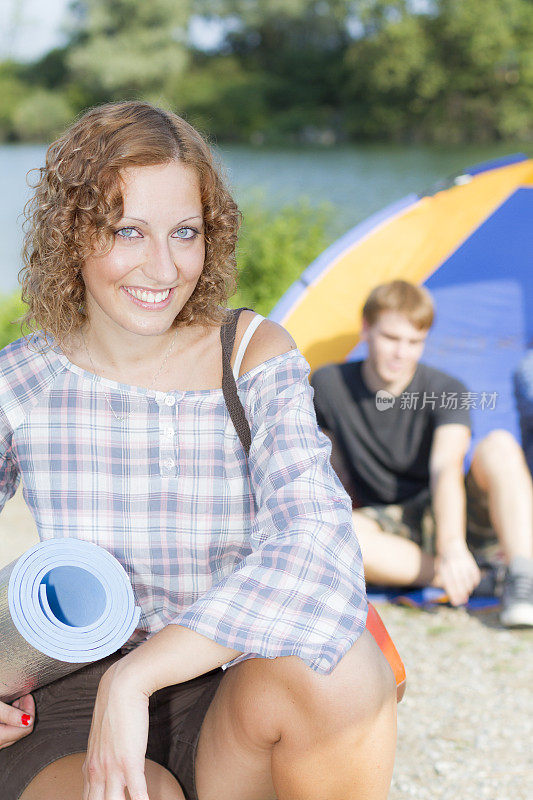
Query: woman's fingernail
[[21, 714, 31, 726]]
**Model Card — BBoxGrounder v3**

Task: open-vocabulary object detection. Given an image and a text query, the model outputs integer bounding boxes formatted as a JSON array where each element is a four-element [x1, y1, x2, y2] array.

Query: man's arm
[[429, 424, 481, 604], [310, 368, 356, 498], [320, 428, 357, 502], [429, 423, 471, 547]]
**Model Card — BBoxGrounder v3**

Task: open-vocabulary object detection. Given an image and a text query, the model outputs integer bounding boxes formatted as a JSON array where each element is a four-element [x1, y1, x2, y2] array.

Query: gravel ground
[[379, 602, 533, 800], [1, 486, 532, 799]]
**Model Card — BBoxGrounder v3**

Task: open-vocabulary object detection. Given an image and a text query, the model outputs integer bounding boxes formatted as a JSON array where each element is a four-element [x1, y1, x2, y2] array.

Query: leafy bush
[[0, 293, 29, 351], [232, 197, 336, 315]]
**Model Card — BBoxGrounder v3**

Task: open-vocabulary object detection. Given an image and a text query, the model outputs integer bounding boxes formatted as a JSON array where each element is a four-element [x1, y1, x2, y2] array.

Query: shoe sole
[[500, 604, 533, 627]]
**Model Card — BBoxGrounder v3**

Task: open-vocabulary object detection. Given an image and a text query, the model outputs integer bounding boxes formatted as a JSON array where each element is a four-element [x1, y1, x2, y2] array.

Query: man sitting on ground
[[311, 280, 533, 627]]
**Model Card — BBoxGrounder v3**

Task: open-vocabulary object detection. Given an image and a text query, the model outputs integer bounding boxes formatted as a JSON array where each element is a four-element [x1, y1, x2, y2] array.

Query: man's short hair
[[362, 280, 434, 330]]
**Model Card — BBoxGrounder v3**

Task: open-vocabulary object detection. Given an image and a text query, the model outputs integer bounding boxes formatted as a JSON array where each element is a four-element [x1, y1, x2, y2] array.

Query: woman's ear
[[360, 318, 369, 342]]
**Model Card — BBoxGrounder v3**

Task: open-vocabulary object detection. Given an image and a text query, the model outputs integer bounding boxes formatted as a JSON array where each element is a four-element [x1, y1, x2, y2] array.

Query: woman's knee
[[301, 628, 397, 733], [20, 752, 185, 800], [230, 629, 396, 746]]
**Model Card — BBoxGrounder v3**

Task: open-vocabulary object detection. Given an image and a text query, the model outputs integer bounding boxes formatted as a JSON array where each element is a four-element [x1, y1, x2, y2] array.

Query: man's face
[[363, 310, 429, 385]]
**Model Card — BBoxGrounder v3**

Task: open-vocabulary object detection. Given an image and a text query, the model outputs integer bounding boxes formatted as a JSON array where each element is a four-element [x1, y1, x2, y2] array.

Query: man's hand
[[434, 541, 481, 606], [429, 423, 477, 606]]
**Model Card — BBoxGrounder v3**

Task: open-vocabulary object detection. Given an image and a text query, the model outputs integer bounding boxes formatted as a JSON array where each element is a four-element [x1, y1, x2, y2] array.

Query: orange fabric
[[365, 602, 406, 703]]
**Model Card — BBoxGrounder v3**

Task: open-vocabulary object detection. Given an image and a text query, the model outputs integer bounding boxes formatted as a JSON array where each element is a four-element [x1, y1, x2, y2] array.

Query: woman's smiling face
[[80, 159, 205, 339]]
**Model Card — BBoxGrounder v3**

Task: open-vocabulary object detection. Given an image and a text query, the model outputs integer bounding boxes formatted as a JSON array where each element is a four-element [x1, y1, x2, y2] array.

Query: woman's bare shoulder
[[236, 312, 297, 378]]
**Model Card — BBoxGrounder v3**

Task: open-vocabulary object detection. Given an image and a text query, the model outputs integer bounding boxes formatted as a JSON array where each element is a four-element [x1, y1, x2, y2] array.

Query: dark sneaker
[[500, 556, 533, 627], [471, 563, 506, 598]]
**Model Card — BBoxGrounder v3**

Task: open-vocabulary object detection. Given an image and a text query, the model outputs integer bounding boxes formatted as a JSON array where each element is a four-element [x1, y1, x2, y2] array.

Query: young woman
[[0, 101, 396, 800]]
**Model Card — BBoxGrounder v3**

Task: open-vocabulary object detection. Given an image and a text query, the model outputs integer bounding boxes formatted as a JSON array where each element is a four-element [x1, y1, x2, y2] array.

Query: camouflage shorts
[[355, 469, 502, 564]]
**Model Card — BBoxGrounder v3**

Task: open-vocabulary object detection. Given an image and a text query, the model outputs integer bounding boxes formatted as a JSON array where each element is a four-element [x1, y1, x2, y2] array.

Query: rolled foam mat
[[0, 538, 140, 703]]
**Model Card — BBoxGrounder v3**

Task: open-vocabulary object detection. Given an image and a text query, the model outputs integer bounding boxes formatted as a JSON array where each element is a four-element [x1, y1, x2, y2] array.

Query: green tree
[[342, 0, 533, 142], [342, 2, 446, 141], [432, 0, 533, 141], [0, 61, 29, 141], [65, 0, 192, 104], [12, 88, 74, 142], [195, 0, 356, 142], [166, 55, 272, 141]]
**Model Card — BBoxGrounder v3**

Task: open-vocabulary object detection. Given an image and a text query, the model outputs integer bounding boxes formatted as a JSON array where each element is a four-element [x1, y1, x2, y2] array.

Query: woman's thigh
[[19, 754, 185, 800]]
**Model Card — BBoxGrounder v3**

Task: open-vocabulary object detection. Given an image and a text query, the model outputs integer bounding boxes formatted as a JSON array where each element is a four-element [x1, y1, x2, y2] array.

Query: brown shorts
[[354, 468, 503, 565], [1, 649, 225, 800]]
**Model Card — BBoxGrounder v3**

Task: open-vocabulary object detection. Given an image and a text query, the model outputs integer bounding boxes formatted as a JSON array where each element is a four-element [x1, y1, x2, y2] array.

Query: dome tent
[[269, 154, 533, 457]]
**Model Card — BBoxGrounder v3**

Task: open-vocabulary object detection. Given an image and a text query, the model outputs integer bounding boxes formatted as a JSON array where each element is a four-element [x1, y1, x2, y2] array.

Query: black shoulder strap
[[220, 307, 254, 457]]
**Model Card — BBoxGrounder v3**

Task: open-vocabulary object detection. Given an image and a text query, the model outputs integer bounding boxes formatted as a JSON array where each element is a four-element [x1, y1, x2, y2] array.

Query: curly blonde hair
[[19, 100, 242, 352]]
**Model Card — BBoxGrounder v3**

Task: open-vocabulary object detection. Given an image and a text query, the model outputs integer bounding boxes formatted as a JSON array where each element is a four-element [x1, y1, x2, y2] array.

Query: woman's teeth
[[124, 287, 171, 303]]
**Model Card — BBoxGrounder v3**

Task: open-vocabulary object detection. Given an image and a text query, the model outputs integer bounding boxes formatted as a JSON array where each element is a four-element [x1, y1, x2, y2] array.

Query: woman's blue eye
[[174, 227, 197, 239], [116, 227, 140, 239]]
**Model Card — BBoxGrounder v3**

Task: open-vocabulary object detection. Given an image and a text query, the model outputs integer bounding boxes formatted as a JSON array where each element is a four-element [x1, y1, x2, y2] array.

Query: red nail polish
[[21, 714, 31, 726]]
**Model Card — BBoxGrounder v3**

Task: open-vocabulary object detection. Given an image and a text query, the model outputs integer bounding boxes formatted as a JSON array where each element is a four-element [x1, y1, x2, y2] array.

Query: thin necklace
[[81, 327, 180, 422]]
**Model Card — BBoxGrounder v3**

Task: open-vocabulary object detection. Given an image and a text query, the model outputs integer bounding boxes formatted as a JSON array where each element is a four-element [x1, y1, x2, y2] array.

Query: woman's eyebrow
[[122, 215, 203, 225]]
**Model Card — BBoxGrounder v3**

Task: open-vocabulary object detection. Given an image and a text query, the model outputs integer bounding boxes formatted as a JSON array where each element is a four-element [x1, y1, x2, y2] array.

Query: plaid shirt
[[0, 333, 367, 674]]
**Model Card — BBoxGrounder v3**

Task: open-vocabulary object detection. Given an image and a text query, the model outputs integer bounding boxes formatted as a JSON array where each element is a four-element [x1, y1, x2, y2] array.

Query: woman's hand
[[0, 694, 35, 750], [81, 625, 240, 798], [82, 660, 151, 800]]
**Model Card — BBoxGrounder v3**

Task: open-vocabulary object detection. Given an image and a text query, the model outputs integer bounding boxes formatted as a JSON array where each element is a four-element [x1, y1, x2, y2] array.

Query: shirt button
[[163, 427, 175, 438], [164, 395, 176, 406], [164, 458, 175, 468]]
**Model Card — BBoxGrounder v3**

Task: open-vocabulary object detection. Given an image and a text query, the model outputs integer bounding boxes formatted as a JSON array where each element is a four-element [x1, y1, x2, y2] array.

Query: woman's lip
[[121, 286, 175, 310]]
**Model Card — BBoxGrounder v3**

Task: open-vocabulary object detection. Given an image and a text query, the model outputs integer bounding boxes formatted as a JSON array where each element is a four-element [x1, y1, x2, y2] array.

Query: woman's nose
[[142, 238, 179, 285]]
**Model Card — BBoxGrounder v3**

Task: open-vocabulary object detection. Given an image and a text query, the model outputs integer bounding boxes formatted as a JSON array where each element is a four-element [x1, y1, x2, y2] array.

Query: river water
[[1, 140, 530, 294]]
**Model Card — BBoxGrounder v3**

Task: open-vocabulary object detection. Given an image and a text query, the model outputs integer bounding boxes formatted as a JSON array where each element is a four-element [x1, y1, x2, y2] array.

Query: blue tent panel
[[464, 153, 528, 177], [425, 187, 533, 342]]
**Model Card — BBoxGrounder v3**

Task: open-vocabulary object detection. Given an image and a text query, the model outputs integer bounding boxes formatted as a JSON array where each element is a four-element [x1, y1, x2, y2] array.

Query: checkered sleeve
[[172, 351, 368, 674]]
